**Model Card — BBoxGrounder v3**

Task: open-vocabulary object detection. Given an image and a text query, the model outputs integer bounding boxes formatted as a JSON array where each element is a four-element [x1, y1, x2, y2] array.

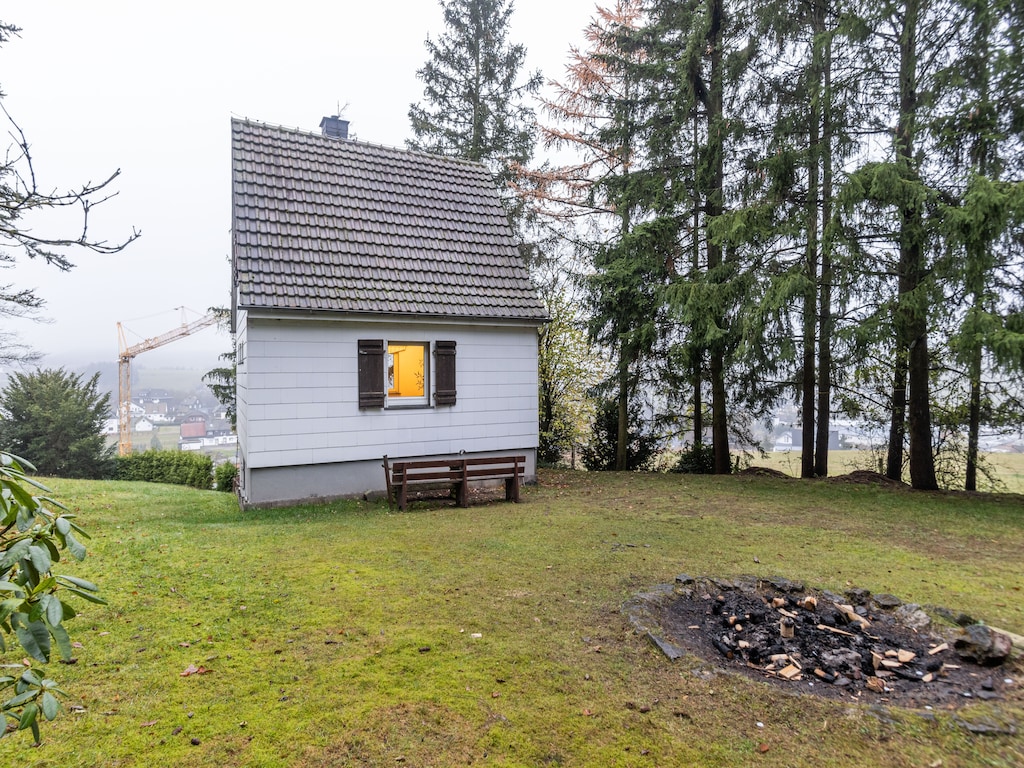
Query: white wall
[[236, 314, 540, 504]]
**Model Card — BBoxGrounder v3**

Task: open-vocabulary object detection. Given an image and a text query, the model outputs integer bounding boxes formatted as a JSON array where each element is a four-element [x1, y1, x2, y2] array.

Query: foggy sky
[[1, 0, 596, 371]]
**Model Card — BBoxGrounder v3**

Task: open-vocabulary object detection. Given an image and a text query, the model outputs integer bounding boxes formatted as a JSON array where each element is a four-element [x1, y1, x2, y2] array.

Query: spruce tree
[[629, 0, 759, 474], [834, 0, 972, 489], [408, 0, 542, 199], [517, 2, 669, 471], [933, 0, 1024, 489], [0, 368, 114, 479]]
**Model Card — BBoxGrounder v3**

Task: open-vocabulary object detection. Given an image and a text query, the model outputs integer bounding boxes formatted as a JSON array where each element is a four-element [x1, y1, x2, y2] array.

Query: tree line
[[411, 0, 1024, 490]]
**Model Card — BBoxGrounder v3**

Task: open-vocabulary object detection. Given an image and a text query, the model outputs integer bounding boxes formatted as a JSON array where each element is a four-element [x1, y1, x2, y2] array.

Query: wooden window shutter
[[434, 340, 457, 405], [357, 339, 385, 408]]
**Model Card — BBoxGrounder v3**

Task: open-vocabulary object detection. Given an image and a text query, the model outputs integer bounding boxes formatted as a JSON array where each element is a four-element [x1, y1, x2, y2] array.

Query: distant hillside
[[85, 362, 223, 416]]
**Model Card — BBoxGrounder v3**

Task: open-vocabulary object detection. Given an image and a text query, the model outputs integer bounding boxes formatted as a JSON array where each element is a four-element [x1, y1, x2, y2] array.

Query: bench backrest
[[390, 456, 526, 481]]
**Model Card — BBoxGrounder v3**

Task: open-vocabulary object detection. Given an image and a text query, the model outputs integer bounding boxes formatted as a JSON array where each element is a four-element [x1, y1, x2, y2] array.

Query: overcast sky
[[1, 0, 597, 371]]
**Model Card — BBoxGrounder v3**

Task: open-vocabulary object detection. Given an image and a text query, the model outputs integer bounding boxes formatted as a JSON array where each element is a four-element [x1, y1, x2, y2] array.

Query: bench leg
[[382, 455, 394, 511], [398, 481, 408, 512], [505, 476, 520, 503], [457, 480, 469, 508]]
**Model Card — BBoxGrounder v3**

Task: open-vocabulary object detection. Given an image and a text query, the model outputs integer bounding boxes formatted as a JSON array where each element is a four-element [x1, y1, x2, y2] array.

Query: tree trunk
[[887, 352, 908, 480], [616, 358, 629, 471], [692, 113, 704, 449], [707, 0, 730, 474], [895, 0, 937, 490], [964, 2, 992, 492], [813, 1, 833, 478], [965, 341, 982, 490], [801, 0, 823, 479]]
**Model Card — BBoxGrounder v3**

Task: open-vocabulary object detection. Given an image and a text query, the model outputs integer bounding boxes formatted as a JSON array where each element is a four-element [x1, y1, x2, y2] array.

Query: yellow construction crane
[[117, 309, 219, 456]]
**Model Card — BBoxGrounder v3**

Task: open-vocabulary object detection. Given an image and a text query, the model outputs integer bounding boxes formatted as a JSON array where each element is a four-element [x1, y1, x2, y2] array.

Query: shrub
[[581, 397, 661, 471], [670, 442, 716, 474], [1, 450, 104, 744], [214, 461, 237, 492], [0, 368, 115, 479], [115, 450, 213, 489]]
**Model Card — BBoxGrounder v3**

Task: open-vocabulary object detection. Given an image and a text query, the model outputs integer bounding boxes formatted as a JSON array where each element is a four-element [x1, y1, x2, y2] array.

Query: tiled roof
[[231, 119, 547, 321]]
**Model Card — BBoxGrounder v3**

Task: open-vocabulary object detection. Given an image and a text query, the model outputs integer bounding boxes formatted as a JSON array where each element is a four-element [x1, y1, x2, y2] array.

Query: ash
[[632, 575, 1019, 710]]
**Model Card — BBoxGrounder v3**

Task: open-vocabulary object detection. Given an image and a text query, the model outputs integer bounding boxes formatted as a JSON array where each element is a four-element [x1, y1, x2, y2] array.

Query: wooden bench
[[383, 455, 525, 511]]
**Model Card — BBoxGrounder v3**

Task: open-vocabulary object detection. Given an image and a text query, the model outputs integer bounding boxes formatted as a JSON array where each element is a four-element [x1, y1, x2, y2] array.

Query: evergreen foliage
[[203, 349, 237, 430], [214, 461, 238, 493], [581, 396, 661, 471], [0, 368, 114, 479], [115, 450, 213, 490], [514, 0, 1024, 490], [408, 0, 542, 203]]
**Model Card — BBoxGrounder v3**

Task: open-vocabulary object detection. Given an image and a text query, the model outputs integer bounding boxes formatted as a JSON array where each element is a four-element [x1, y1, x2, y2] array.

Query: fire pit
[[625, 575, 1020, 710]]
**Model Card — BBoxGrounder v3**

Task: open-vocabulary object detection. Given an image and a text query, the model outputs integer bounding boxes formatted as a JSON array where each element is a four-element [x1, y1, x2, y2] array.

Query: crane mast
[[117, 309, 219, 456]]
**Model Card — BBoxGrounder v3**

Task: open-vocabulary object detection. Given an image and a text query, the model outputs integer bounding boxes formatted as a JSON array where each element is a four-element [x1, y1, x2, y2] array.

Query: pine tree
[[630, 0, 761, 474], [834, 0, 975, 489], [0, 368, 114, 479], [932, 0, 1024, 489], [517, 1, 669, 471], [408, 0, 542, 200]]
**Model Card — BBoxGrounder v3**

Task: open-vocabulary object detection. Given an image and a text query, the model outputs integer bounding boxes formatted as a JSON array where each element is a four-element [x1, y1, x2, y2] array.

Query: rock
[[821, 590, 845, 605], [954, 624, 1013, 666], [646, 632, 686, 661], [873, 593, 902, 609], [845, 587, 871, 605], [675, 574, 695, 585], [820, 648, 863, 673], [767, 577, 804, 593], [953, 714, 1018, 736], [894, 603, 931, 632]]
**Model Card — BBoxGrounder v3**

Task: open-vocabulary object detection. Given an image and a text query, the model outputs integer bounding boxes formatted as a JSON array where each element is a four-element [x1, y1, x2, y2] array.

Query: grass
[[4, 470, 1023, 766]]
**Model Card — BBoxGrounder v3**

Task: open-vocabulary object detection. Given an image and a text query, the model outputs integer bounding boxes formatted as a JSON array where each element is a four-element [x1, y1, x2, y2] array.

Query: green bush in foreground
[[0, 450, 104, 744], [115, 450, 213, 489], [214, 461, 237, 492]]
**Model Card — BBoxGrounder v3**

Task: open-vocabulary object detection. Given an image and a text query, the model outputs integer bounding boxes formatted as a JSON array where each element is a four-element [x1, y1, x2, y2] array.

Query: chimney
[[319, 115, 350, 140]]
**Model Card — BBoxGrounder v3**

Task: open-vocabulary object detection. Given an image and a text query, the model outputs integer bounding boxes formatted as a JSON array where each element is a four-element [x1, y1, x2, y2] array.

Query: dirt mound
[[737, 467, 793, 480], [827, 470, 908, 487], [625, 576, 1020, 710]]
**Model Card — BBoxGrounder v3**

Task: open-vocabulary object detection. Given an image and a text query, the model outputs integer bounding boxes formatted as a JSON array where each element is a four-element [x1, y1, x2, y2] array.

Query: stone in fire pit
[[624, 575, 1021, 710]]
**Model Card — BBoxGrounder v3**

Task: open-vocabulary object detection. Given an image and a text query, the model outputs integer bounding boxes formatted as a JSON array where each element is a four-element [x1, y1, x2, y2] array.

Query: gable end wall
[[236, 315, 539, 505]]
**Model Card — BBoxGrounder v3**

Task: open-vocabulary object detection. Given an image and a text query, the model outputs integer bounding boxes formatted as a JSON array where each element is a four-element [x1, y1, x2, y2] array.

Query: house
[[230, 118, 547, 507], [180, 417, 208, 440], [772, 427, 841, 453]]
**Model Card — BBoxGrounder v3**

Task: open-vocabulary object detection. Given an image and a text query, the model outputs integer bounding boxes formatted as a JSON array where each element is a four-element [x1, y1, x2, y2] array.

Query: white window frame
[[385, 340, 431, 408]]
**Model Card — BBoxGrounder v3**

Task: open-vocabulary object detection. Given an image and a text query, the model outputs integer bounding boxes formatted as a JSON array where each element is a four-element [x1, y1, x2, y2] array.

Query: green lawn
[[5, 471, 1023, 767]]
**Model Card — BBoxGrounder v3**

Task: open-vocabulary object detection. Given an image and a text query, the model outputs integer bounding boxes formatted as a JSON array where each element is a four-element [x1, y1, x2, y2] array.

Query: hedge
[[115, 450, 213, 489]]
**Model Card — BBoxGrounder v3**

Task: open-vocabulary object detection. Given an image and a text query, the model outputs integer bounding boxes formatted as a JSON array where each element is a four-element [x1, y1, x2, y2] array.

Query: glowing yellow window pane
[[387, 343, 425, 397]]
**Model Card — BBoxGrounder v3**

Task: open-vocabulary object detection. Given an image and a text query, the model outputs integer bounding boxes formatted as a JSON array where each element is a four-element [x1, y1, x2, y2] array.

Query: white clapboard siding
[[237, 317, 539, 471]]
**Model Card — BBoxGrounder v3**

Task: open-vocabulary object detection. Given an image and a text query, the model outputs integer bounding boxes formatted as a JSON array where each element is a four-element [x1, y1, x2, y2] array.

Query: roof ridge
[[229, 116, 490, 172]]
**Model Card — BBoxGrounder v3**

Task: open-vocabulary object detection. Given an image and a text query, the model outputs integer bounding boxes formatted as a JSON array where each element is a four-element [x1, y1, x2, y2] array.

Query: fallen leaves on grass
[[179, 664, 211, 677]]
